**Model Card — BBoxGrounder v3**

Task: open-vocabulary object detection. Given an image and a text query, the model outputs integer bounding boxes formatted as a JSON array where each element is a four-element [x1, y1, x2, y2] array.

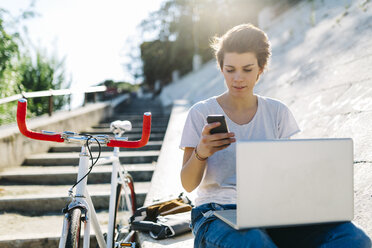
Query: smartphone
[[207, 115, 229, 134]]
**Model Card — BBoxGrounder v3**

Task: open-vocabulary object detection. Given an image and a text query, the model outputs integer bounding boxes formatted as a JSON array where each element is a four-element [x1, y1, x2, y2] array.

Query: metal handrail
[[0, 86, 107, 105], [0, 86, 107, 116]]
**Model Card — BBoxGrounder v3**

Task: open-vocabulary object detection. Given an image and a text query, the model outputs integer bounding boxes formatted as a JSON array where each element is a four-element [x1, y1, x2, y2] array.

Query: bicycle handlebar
[[17, 98, 152, 148], [107, 112, 151, 148], [17, 99, 65, 142]]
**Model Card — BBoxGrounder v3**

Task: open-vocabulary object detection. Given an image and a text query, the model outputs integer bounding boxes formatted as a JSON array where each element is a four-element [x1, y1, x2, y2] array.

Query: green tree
[[140, 39, 174, 87], [98, 79, 139, 99], [0, 17, 21, 125], [17, 50, 68, 116], [0, 3, 69, 125], [0, 18, 19, 98]]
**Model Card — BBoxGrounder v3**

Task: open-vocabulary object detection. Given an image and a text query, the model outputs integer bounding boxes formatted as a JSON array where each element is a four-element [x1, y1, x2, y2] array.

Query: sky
[[1, 0, 164, 91]]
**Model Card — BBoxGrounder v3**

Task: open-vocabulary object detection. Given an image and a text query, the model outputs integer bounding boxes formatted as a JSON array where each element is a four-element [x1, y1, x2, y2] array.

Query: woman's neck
[[218, 92, 257, 111]]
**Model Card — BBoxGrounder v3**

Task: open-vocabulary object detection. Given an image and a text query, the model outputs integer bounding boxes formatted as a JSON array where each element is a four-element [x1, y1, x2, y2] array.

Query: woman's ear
[[256, 68, 264, 80], [219, 59, 224, 73]]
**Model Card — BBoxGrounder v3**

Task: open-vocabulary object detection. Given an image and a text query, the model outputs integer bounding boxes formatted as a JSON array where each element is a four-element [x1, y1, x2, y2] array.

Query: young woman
[[179, 24, 371, 248]]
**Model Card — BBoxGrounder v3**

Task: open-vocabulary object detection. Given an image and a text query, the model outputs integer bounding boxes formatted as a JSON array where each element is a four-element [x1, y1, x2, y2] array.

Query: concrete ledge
[[0, 94, 129, 169], [137, 100, 195, 248]]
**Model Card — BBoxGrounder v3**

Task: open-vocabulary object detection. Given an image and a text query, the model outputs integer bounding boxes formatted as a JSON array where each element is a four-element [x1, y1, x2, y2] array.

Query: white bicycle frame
[[59, 137, 134, 248], [16, 99, 150, 248]]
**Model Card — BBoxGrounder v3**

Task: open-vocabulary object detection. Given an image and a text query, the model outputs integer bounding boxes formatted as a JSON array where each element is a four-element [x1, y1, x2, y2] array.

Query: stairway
[[0, 97, 170, 247]]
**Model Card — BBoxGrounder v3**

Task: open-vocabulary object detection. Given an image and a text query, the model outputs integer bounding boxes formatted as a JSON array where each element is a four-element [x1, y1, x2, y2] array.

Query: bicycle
[[16, 98, 152, 248]]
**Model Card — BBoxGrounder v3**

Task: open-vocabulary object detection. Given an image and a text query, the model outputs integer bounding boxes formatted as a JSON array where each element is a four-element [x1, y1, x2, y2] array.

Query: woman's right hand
[[181, 122, 236, 192], [196, 122, 236, 159]]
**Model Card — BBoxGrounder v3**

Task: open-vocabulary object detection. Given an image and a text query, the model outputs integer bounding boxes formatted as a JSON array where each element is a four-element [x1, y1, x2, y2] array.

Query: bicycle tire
[[65, 207, 82, 248], [125, 173, 137, 214], [112, 174, 137, 245]]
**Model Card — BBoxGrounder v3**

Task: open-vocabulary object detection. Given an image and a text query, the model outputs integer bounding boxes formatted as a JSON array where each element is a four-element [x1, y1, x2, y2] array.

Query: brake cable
[[69, 135, 102, 194]]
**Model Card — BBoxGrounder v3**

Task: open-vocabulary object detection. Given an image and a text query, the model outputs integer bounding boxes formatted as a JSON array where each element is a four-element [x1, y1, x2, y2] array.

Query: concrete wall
[[255, 0, 372, 234], [0, 95, 128, 169], [159, 60, 226, 107]]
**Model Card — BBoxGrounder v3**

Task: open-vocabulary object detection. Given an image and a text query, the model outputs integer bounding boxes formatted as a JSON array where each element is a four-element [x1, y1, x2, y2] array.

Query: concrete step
[[67, 132, 165, 141], [0, 210, 131, 248], [23, 150, 160, 166], [108, 132, 165, 141], [107, 113, 169, 119], [53, 131, 165, 142], [49, 140, 163, 152], [95, 111, 169, 120], [80, 130, 166, 137], [0, 182, 150, 215], [0, 163, 155, 185], [83, 126, 167, 134], [113, 100, 166, 114], [106, 116, 170, 124], [93, 122, 169, 129]]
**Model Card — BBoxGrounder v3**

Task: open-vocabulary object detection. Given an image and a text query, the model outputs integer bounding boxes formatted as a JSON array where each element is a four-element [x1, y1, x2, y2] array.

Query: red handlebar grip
[[107, 113, 151, 148], [17, 99, 64, 142]]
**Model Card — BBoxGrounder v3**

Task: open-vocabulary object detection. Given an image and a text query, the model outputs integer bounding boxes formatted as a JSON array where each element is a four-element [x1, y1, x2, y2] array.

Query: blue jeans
[[191, 203, 371, 248]]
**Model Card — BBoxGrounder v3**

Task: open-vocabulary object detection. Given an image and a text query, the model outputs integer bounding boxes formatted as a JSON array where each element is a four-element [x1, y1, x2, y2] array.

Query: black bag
[[131, 211, 191, 239], [129, 193, 193, 239]]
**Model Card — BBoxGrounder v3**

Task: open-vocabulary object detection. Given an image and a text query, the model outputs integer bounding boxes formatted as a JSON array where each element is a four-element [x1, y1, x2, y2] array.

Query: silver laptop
[[214, 138, 354, 230]]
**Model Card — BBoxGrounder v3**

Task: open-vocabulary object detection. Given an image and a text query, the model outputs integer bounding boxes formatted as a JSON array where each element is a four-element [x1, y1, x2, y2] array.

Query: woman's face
[[221, 52, 262, 98]]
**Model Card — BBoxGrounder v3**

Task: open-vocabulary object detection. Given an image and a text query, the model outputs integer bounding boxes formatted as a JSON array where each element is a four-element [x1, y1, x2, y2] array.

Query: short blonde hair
[[211, 23, 271, 71]]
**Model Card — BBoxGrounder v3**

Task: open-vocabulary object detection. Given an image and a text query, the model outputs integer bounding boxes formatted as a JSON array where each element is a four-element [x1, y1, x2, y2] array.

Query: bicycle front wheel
[[65, 207, 82, 248]]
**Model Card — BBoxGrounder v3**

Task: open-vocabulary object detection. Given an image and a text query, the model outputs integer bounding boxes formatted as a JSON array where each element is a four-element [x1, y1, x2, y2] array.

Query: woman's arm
[[180, 122, 235, 192], [180, 147, 206, 192]]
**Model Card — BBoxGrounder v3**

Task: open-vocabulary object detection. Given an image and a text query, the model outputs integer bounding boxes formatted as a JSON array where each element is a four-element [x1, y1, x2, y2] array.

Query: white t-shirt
[[179, 95, 301, 206]]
